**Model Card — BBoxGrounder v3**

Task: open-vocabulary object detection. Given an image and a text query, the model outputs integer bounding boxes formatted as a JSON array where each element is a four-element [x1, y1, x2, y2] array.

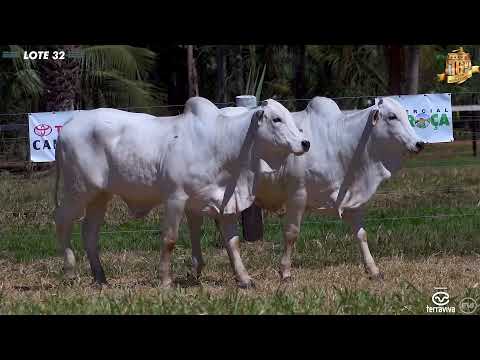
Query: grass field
[[1, 141, 480, 314]]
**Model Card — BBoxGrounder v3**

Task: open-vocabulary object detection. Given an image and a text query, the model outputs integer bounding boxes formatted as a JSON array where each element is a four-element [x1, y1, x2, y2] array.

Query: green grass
[[1, 141, 480, 314], [0, 284, 451, 315]]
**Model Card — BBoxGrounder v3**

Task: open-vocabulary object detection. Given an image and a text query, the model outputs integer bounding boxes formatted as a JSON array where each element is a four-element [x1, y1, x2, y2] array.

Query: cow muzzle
[[293, 140, 310, 155], [301, 140, 310, 152], [408, 141, 424, 154], [414, 141, 424, 153]]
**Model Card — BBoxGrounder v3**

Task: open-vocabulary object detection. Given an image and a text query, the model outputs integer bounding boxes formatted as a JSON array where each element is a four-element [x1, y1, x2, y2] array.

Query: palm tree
[[305, 45, 388, 109], [28, 44, 164, 113], [1, 44, 166, 114], [36, 45, 80, 112], [79, 45, 166, 112], [0, 44, 165, 171], [0, 45, 43, 114]]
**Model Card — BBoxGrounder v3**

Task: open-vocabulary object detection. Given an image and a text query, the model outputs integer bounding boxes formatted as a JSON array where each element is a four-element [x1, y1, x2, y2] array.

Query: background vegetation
[[2, 44, 480, 114]]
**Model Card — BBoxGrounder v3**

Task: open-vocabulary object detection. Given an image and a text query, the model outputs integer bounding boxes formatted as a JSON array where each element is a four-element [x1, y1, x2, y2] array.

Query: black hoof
[[238, 279, 256, 289], [93, 276, 108, 287], [369, 272, 385, 282]]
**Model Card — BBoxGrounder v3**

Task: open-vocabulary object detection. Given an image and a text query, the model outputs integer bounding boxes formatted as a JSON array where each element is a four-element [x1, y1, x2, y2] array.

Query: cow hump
[[306, 97, 342, 120], [184, 97, 220, 119]]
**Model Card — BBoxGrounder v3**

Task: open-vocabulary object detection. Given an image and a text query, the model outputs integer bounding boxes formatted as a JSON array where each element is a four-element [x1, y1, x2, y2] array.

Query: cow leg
[[219, 215, 254, 289], [55, 196, 85, 279], [82, 193, 111, 285], [343, 210, 383, 281], [159, 198, 186, 288], [186, 210, 205, 279], [280, 189, 307, 281]]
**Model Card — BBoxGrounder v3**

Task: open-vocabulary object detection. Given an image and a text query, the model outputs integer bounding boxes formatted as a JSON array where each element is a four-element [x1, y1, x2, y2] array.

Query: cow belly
[[109, 179, 166, 203], [123, 199, 160, 219]]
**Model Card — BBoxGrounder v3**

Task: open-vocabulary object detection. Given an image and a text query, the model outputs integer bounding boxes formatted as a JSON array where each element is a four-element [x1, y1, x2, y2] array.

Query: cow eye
[[272, 117, 282, 123], [388, 114, 396, 120]]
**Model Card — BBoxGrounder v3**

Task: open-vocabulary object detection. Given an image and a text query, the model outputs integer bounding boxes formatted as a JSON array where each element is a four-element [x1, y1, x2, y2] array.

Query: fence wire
[[1, 212, 478, 237], [1, 94, 479, 233]]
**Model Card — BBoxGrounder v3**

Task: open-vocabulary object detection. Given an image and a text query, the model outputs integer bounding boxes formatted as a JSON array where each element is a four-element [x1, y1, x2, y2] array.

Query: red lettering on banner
[[55, 125, 63, 134]]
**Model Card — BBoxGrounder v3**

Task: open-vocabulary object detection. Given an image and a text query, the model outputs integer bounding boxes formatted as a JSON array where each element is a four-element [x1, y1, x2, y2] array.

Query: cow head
[[370, 97, 425, 155], [253, 99, 310, 157]]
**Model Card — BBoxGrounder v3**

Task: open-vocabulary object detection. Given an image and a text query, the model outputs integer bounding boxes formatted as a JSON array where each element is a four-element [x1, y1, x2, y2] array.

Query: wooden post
[[472, 94, 478, 157], [236, 95, 264, 242]]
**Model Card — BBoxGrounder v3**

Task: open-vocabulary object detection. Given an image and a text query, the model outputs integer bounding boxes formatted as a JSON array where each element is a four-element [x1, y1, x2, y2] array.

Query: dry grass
[[1, 242, 479, 314], [1, 141, 480, 314]]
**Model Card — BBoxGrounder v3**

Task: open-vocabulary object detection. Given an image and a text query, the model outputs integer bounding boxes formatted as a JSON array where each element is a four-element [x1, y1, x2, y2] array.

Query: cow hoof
[[279, 269, 292, 281], [238, 278, 255, 289], [92, 280, 109, 289], [160, 279, 173, 289], [369, 272, 385, 282], [63, 269, 76, 280], [94, 275, 108, 285]]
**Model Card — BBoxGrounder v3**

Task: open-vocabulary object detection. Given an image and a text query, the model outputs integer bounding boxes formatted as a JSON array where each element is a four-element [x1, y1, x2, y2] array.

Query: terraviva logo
[[406, 108, 450, 130]]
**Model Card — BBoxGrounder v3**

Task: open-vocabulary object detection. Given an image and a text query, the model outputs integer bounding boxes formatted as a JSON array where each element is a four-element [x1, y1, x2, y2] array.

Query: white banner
[[28, 111, 80, 162], [381, 93, 454, 143]]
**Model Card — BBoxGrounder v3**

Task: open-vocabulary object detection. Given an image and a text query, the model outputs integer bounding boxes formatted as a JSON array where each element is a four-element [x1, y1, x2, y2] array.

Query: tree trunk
[[405, 45, 420, 94], [294, 45, 306, 110], [166, 45, 188, 111], [36, 44, 80, 173], [237, 45, 244, 95], [216, 46, 226, 103], [187, 45, 199, 98], [38, 44, 81, 112], [386, 45, 404, 95]]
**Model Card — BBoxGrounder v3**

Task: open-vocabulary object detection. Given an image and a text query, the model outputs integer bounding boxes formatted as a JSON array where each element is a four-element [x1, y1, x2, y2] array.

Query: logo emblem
[[415, 113, 430, 129], [437, 47, 480, 84], [432, 288, 450, 306], [459, 297, 477, 314], [34, 124, 52, 137]]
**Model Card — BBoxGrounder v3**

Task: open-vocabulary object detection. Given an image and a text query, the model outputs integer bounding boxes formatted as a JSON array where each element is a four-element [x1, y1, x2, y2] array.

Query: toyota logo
[[34, 124, 52, 137]]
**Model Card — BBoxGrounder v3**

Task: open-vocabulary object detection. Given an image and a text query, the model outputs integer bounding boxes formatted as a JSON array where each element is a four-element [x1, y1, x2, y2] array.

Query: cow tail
[[54, 137, 62, 208]]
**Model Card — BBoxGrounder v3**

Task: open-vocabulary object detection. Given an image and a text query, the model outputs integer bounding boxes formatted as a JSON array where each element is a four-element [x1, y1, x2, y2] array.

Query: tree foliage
[[1, 44, 478, 114]]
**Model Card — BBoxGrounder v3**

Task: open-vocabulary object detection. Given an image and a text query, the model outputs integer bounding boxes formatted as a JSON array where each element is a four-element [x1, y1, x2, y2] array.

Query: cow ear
[[255, 110, 264, 126], [372, 109, 379, 126]]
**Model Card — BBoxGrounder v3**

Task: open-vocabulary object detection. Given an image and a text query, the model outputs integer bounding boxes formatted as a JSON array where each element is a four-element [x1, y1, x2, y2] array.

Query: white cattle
[[187, 96, 424, 282], [53, 97, 310, 288]]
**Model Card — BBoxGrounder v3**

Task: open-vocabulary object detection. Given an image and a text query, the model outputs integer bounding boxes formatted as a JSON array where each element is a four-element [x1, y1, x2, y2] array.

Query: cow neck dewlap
[[214, 110, 258, 213], [214, 109, 256, 168], [334, 107, 391, 216]]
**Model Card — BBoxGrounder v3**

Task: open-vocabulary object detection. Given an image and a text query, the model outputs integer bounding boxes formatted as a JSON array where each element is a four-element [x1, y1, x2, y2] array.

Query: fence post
[[236, 95, 264, 242]]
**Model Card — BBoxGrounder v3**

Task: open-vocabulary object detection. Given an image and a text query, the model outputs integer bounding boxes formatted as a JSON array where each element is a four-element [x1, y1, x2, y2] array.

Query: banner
[[381, 93, 454, 143], [28, 111, 80, 162]]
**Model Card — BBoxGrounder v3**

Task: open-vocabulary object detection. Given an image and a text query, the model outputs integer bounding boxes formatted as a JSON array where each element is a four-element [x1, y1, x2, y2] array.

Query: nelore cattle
[[53, 97, 309, 288], [187, 96, 424, 282]]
